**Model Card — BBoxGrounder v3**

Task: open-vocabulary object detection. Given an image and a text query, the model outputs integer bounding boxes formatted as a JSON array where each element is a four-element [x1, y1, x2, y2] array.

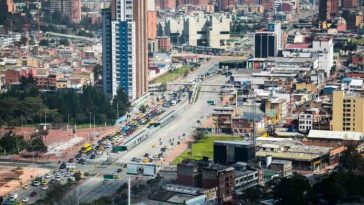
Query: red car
[[30, 191, 37, 197]]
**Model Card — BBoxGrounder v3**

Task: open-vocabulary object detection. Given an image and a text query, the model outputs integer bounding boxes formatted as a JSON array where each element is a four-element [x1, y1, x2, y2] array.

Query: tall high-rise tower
[[102, 0, 148, 100], [319, 0, 338, 21]]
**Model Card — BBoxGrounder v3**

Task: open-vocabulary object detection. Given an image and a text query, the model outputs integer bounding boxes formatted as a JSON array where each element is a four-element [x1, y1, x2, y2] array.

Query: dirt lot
[[0, 166, 49, 197], [1, 125, 118, 162]]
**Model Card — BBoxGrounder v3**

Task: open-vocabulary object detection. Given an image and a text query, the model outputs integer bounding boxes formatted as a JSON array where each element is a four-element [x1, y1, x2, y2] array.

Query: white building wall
[[299, 112, 313, 132]]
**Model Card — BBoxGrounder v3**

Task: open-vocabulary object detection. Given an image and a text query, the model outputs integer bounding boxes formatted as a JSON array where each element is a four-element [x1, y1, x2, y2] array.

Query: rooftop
[[214, 140, 255, 146], [162, 184, 203, 196], [308, 130, 364, 141]]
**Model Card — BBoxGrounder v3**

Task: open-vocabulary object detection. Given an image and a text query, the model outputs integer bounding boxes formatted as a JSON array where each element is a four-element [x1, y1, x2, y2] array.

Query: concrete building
[[332, 91, 364, 133], [50, 0, 71, 16], [50, 0, 81, 23], [256, 138, 345, 171], [147, 11, 157, 40], [342, 0, 357, 9], [102, 0, 148, 100], [233, 163, 259, 192], [319, 0, 338, 21], [178, 0, 209, 6], [269, 160, 293, 177], [164, 12, 231, 49], [254, 31, 277, 58], [201, 165, 235, 203], [147, 0, 157, 40], [157, 0, 177, 10], [213, 141, 256, 165], [176, 160, 235, 203], [157, 36, 172, 51], [212, 106, 235, 133], [70, 0, 81, 24], [307, 130, 364, 146], [298, 111, 314, 133]]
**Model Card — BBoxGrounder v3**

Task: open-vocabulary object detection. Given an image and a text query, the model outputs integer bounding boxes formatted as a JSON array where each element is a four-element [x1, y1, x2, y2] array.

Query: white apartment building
[[298, 112, 313, 132], [165, 12, 231, 49]]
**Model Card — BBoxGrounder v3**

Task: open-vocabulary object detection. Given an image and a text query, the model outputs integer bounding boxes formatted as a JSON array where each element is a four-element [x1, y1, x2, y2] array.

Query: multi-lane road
[[73, 61, 227, 204], [5, 58, 228, 205]]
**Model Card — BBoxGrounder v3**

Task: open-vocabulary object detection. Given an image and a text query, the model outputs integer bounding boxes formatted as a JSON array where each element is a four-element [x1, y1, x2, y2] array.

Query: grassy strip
[[171, 135, 243, 165], [151, 65, 191, 84], [194, 87, 202, 102]]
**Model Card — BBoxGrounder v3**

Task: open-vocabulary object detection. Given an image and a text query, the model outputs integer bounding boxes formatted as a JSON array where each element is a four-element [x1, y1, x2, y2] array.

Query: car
[[30, 192, 37, 197], [42, 180, 48, 185], [22, 197, 29, 202], [32, 181, 40, 186], [78, 159, 86, 164], [44, 174, 53, 179], [23, 185, 29, 190], [59, 162, 66, 169], [41, 186, 48, 190], [55, 176, 62, 181], [102, 180, 108, 183], [116, 168, 123, 173], [9, 193, 18, 201], [68, 158, 74, 163], [90, 154, 96, 159]]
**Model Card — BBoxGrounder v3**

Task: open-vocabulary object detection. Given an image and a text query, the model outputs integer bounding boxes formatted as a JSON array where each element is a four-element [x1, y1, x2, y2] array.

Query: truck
[[207, 100, 216, 105]]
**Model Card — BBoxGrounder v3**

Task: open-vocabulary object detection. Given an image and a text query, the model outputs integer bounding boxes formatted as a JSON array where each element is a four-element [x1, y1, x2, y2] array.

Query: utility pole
[[89, 112, 92, 129], [128, 176, 131, 205], [117, 102, 119, 121], [93, 114, 96, 131]]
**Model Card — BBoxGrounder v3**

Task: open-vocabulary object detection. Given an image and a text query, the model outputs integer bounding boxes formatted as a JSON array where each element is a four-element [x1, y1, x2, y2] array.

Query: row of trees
[[0, 131, 47, 155], [0, 76, 129, 126]]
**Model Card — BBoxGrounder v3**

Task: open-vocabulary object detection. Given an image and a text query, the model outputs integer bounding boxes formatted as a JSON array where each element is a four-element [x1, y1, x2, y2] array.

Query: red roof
[[285, 44, 310, 49]]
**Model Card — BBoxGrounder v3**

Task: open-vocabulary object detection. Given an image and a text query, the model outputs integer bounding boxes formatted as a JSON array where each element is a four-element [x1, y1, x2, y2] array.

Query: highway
[[7, 58, 228, 204], [73, 61, 228, 204]]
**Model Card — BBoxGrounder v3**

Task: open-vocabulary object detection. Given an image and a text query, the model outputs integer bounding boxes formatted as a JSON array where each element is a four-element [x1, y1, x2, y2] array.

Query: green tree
[[27, 138, 47, 153], [244, 187, 262, 205], [59, 39, 70, 46], [139, 105, 146, 113], [273, 174, 313, 205], [12, 166, 24, 180], [93, 64, 102, 82], [39, 39, 49, 47], [339, 145, 364, 171], [112, 88, 130, 118], [0, 132, 27, 154], [74, 171, 82, 181], [183, 70, 189, 77], [192, 128, 205, 141]]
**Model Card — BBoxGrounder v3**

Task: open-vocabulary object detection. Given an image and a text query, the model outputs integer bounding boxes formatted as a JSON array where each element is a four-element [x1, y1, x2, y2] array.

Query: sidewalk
[[164, 136, 193, 164]]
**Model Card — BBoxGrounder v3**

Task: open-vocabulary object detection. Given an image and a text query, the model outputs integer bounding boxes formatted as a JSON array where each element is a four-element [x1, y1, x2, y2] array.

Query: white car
[[33, 181, 41, 186], [45, 174, 53, 179], [9, 193, 18, 201], [55, 176, 62, 181], [41, 186, 48, 190], [22, 197, 29, 202]]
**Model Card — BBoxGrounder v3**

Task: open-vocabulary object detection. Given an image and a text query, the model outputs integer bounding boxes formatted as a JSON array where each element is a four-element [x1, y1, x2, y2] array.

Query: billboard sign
[[126, 163, 157, 177]]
